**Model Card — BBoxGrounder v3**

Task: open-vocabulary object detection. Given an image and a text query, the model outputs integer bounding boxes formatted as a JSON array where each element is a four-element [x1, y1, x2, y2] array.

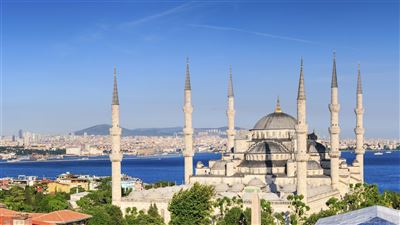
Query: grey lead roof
[[112, 67, 119, 105], [228, 65, 234, 97], [316, 205, 400, 225], [357, 64, 363, 94], [252, 112, 297, 130], [185, 58, 191, 91], [297, 58, 306, 100], [248, 141, 291, 154], [331, 51, 338, 88]]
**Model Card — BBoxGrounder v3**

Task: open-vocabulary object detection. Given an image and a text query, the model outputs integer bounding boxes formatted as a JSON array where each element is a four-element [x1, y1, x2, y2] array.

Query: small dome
[[340, 161, 348, 168], [196, 161, 204, 168], [129, 191, 144, 200], [147, 190, 163, 200], [230, 183, 245, 192], [215, 183, 229, 192], [247, 178, 265, 188], [253, 112, 296, 130], [211, 161, 226, 170], [307, 161, 322, 170]]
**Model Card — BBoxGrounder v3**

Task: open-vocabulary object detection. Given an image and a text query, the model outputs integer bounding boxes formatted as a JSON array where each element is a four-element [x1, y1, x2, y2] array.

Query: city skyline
[[3, 1, 399, 138]]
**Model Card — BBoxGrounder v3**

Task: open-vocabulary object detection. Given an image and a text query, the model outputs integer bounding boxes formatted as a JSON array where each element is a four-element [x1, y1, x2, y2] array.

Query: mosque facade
[[111, 54, 365, 223]]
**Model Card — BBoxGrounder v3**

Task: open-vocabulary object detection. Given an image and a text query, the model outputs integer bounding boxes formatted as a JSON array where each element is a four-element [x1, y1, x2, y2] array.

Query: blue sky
[[2, 0, 399, 138]]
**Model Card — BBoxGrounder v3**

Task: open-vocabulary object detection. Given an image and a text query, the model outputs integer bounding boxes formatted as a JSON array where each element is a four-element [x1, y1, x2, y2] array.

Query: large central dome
[[253, 112, 296, 130], [252, 99, 297, 130]]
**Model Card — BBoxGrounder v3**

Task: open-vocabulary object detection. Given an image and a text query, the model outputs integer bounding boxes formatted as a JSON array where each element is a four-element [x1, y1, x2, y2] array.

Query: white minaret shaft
[[295, 58, 308, 201], [110, 67, 122, 206], [226, 66, 236, 153], [354, 64, 365, 183], [251, 192, 261, 225], [329, 52, 340, 190], [183, 58, 194, 184]]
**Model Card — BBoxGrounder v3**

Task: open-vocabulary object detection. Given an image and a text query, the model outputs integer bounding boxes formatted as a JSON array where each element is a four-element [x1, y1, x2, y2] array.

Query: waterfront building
[[116, 56, 365, 222]]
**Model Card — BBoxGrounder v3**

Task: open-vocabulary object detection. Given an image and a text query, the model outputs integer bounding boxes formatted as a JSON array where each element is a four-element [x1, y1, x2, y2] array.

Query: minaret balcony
[[328, 126, 340, 134], [226, 130, 236, 136], [329, 104, 340, 112], [296, 153, 309, 162], [109, 128, 122, 136], [329, 151, 340, 158], [183, 128, 193, 135], [354, 108, 364, 114], [295, 124, 308, 133], [183, 107, 193, 113], [226, 110, 235, 116], [354, 127, 364, 135], [183, 151, 194, 157], [110, 153, 123, 162]]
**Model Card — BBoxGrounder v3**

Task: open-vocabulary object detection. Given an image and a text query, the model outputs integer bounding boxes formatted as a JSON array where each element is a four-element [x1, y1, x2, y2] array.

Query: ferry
[[374, 152, 383, 156]]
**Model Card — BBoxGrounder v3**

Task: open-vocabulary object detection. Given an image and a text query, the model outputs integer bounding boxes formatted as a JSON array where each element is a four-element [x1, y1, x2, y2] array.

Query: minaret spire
[[357, 64, 362, 94], [297, 57, 306, 100], [112, 66, 119, 105], [228, 65, 234, 97], [331, 51, 338, 88], [295, 58, 308, 202], [226, 65, 236, 154], [185, 57, 191, 91]]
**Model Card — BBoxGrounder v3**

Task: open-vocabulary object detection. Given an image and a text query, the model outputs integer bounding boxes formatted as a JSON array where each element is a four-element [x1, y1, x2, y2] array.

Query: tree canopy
[[168, 182, 215, 225]]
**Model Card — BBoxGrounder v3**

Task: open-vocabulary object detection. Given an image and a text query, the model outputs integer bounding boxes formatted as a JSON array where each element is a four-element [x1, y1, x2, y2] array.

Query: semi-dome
[[252, 98, 297, 130], [248, 141, 290, 154], [215, 183, 229, 192], [247, 177, 265, 187], [230, 183, 245, 192]]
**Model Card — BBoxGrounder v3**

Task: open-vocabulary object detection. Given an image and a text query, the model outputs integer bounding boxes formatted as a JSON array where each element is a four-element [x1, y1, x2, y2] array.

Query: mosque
[[109, 54, 365, 223]]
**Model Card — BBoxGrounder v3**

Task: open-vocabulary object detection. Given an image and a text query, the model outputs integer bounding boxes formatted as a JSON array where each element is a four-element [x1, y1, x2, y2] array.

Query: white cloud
[[190, 24, 315, 44]]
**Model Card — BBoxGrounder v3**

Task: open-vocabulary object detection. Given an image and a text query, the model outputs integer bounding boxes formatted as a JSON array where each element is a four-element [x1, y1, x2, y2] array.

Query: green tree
[[286, 194, 310, 225], [168, 183, 215, 225], [217, 207, 248, 225], [85, 206, 114, 225], [125, 205, 165, 225]]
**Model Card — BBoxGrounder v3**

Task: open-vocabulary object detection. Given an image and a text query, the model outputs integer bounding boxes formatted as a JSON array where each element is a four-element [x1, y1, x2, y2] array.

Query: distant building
[[66, 147, 81, 155], [18, 129, 24, 139]]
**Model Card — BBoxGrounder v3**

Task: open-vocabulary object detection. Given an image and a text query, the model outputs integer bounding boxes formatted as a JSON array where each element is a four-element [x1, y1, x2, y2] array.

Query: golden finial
[[275, 96, 282, 113]]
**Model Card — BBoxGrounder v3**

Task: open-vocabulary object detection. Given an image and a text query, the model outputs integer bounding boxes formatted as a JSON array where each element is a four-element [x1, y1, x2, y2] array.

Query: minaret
[[110, 66, 122, 206], [329, 52, 340, 190], [295, 58, 308, 201], [226, 65, 236, 153], [183, 58, 194, 184], [354, 64, 365, 183]]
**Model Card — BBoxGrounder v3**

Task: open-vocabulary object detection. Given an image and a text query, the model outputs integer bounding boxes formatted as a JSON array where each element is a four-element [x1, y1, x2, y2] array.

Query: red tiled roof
[[0, 208, 18, 216], [32, 210, 91, 224]]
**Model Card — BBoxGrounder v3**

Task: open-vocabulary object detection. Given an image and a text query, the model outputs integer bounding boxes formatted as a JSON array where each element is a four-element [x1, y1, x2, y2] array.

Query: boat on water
[[374, 152, 383, 156], [386, 151, 392, 154]]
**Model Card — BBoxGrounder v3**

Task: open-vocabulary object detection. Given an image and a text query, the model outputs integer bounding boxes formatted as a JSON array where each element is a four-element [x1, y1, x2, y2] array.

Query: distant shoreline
[[1, 149, 398, 164], [0, 152, 219, 164]]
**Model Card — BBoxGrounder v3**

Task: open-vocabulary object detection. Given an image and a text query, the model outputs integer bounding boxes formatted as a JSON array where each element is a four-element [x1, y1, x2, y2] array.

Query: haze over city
[[3, 1, 399, 138]]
